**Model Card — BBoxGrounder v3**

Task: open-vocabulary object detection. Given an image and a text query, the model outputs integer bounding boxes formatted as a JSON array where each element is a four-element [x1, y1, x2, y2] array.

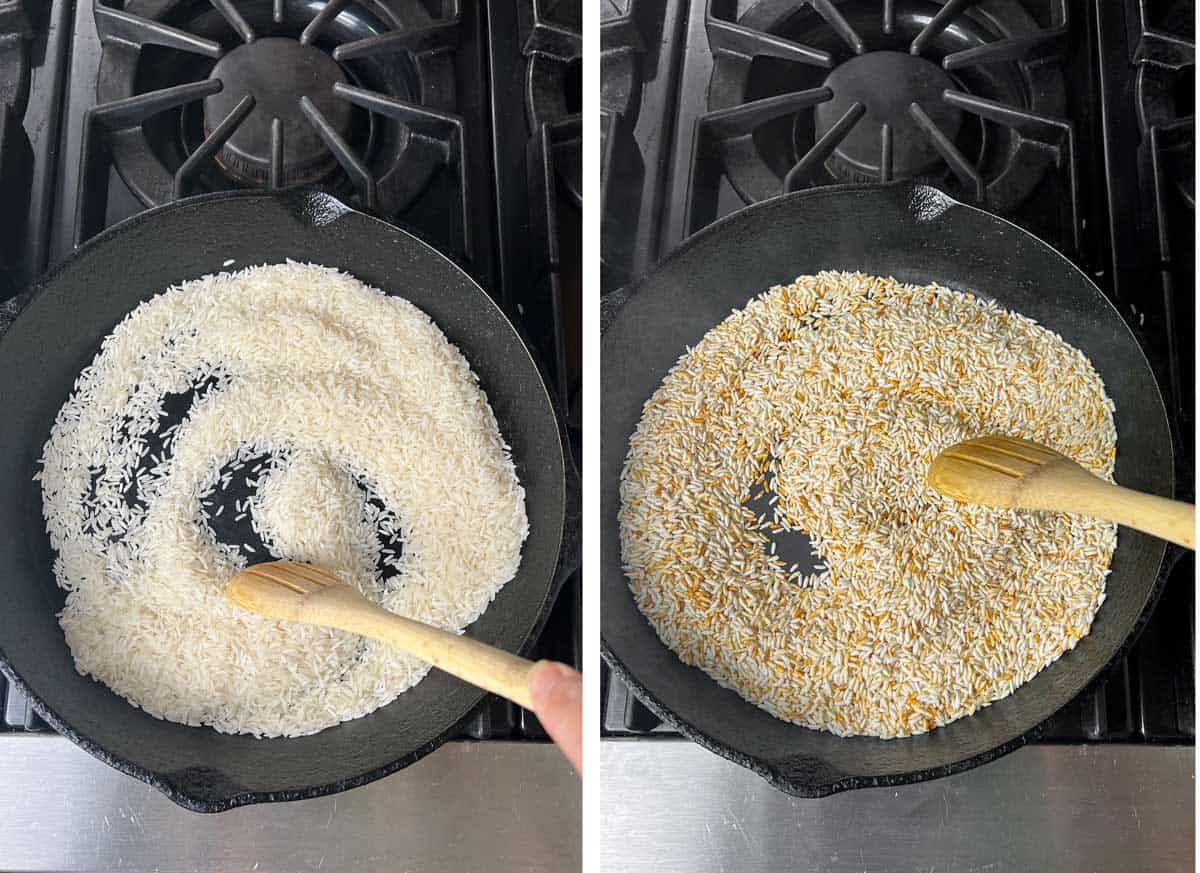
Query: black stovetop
[[601, 0, 1194, 744], [0, 0, 581, 742]]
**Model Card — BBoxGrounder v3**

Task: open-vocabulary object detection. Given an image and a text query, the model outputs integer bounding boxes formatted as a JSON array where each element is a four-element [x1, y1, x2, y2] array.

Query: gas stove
[[602, 0, 1194, 747], [0, 0, 582, 748], [66, 0, 494, 281]]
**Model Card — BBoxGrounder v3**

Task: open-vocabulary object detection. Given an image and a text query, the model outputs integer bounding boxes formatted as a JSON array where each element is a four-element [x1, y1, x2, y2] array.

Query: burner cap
[[204, 38, 352, 187], [814, 51, 963, 180]]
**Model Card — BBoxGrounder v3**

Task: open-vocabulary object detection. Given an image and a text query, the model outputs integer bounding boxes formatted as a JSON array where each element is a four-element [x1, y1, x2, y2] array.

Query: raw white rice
[[38, 262, 528, 737], [619, 272, 1117, 738]]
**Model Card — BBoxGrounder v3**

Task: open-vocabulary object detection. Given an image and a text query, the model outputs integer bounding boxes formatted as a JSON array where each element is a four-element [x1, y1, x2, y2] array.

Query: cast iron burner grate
[[0, 1, 33, 298], [600, 0, 646, 289], [0, 0, 32, 113], [689, 0, 1078, 246], [600, 0, 683, 290], [1100, 0, 1195, 458], [508, 0, 582, 430], [1135, 0, 1195, 210], [523, 0, 582, 204], [77, 0, 470, 255]]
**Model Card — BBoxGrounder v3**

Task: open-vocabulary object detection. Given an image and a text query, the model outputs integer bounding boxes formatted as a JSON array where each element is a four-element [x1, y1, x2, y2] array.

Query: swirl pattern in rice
[[38, 262, 528, 737]]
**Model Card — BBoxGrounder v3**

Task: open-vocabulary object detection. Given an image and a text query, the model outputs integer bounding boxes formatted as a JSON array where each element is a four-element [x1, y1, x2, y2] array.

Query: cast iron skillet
[[601, 183, 1172, 796], [0, 189, 577, 812]]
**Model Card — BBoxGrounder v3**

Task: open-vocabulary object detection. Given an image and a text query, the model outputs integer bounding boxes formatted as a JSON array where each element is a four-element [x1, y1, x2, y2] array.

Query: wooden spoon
[[226, 561, 539, 709], [927, 435, 1194, 550]]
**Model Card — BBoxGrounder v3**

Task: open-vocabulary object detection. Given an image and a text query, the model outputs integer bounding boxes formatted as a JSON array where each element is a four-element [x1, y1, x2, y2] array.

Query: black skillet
[[0, 189, 578, 812], [601, 182, 1172, 796]]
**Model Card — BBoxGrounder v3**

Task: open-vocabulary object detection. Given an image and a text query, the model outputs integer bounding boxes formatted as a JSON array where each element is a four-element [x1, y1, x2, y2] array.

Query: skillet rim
[[0, 187, 574, 812], [599, 181, 1174, 796]]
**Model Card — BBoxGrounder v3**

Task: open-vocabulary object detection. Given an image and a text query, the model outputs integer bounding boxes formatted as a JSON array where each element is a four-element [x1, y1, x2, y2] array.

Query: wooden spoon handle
[[1057, 478, 1195, 550], [305, 587, 538, 709], [373, 612, 539, 710]]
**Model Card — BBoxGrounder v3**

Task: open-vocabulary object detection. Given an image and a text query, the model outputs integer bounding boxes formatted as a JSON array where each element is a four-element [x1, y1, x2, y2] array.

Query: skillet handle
[[281, 188, 354, 228]]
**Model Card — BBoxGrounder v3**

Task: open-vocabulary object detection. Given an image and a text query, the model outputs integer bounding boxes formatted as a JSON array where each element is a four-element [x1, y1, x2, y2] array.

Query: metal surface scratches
[[600, 742, 1193, 873], [0, 738, 579, 872]]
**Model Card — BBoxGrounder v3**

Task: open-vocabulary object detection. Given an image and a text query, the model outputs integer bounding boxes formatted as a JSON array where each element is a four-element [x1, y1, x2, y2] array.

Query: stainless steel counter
[[0, 736, 579, 873], [601, 740, 1193, 873]]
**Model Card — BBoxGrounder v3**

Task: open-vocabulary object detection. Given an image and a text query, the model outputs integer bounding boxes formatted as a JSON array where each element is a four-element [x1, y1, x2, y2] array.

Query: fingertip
[[529, 659, 578, 707]]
